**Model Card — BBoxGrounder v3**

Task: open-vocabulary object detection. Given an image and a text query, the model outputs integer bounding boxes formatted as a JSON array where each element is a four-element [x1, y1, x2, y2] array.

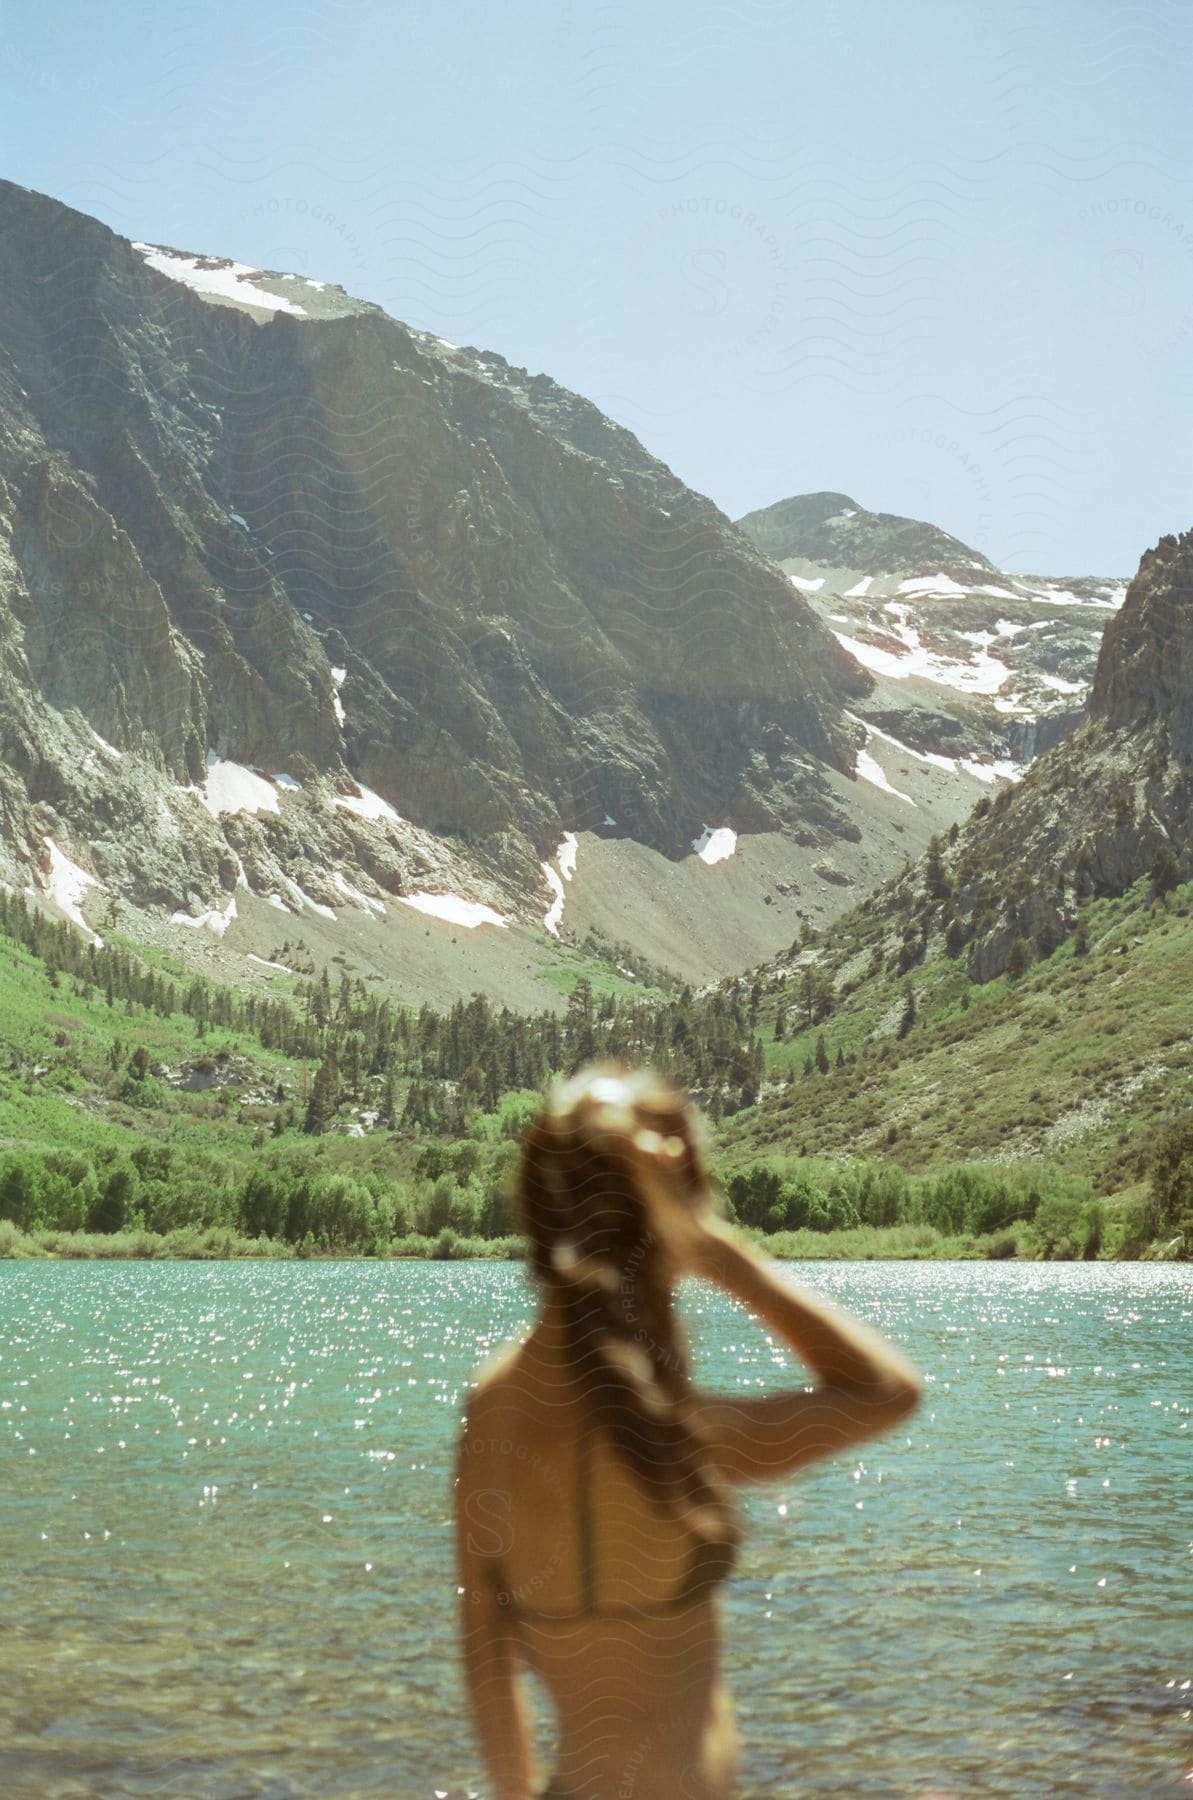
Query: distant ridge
[[737, 491, 997, 578]]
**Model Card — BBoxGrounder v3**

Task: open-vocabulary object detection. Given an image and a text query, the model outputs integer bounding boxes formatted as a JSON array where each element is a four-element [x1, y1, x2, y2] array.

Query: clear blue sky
[[3, 0, 1192, 572]]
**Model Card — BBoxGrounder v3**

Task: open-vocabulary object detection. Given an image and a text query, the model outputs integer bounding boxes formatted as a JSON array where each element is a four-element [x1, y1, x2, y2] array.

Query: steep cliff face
[[0, 182, 873, 961], [1089, 529, 1193, 759], [925, 526, 1193, 981]]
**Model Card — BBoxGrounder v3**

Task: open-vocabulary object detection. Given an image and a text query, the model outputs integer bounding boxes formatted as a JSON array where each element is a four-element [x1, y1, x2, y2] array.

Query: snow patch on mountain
[[557, 832, 578, 882], [332, 871, 386, 917], [333, 786, 401, 825], [959, 758, 1021, 784], [283, 877, 336, 921], [692, 826, 738, 865], [133, 245, 308, 316], [43, 838, 102, 943], [898, 572, 969, 596], [171, 894, 237, 937], [542, 865, 565, 936], [855, 746, 916, 806], [845, 712, 955, 773], [88, 727, 122, 759], [202, 754, 279, 818], [398, 892, 507, 929], [542, 832, 579, 936], [834, 602, 1013, 698], [845, 712, 1021, 790]]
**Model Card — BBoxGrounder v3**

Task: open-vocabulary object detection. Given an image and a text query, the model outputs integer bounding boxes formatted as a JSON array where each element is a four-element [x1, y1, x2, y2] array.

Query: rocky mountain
[[738, 489, 1000, 576], [1091, 531, 1193, 759], [0, 181, 889, 995], [736, 490, 1125, 789], [712, 522, 1193, 1192], [881, 524, 1193, 984]]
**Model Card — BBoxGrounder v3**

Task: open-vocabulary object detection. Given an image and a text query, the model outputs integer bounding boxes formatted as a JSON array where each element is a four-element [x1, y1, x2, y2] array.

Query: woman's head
[[516, 1064, 710, 1300], [515, 1064, 739, 1576]]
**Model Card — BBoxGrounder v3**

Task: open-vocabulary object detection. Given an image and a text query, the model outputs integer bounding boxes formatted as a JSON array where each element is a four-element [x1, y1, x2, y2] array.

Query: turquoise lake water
[[0, 1260, 1189, 1798]]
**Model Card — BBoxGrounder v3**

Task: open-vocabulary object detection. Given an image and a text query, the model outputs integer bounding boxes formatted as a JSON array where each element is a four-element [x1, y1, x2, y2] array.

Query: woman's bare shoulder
[[465, 1335, 545, 1413], [463, 1332, 574, 1446], [456, 1349, 520, 1481]]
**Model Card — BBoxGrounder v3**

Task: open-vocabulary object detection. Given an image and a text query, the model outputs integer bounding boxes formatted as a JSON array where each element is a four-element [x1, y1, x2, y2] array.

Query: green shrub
[[1149, 1112, 1193, 1246], [434, 1227, 463, 1259]]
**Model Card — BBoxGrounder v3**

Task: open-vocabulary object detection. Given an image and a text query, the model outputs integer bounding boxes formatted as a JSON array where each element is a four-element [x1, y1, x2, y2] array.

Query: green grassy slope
[[720, 875, 1193, 1200], [1, 866, 1188, 1260]]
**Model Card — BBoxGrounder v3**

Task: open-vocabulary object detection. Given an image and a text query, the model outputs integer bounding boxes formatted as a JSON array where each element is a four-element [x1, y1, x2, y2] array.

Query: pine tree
[[1150, 847, 1181, 908], [924, 836, 951, 902], [1006, 935, 1035, 978], [1149, 1112, 1193, 1243], [304, 1052, 339, 1136], [800, 965, 833, 1027], [897, 982, 917, 1039]]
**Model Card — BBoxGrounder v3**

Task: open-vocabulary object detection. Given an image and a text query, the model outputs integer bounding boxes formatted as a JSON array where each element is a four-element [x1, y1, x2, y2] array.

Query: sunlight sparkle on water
[[0, 1259, 1188, 1796]]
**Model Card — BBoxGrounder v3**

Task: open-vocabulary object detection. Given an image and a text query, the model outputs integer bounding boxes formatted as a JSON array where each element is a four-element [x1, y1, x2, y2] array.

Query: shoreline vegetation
[[2, 1214, 1185, 1264], [0, 881, 1188, 1268]]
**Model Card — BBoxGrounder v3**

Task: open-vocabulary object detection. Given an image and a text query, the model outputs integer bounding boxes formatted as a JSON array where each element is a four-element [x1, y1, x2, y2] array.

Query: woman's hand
[[644, 1170, 739, 1280]]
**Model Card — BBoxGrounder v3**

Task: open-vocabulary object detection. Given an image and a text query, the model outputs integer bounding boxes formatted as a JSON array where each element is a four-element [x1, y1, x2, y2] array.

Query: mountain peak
[[129, 240, 376, 323], [1089, 527, 1193, 756], [737, 491, 996, 578]]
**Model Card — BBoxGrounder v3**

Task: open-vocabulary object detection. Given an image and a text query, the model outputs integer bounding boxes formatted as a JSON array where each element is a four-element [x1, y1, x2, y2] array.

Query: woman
[[453, 1067, 921, 1799]]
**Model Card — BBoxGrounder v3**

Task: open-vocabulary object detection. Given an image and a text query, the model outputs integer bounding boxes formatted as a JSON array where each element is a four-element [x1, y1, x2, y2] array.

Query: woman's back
[[484, 1337, 722, 1618], [458, 1339, 738, 1798]]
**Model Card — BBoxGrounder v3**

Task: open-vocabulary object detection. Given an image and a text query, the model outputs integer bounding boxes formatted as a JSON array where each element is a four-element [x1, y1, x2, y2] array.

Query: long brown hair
[[516, 1065, 739, 1588]]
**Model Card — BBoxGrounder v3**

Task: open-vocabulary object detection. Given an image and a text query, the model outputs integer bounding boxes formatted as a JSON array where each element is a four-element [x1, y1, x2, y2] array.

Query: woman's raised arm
[[685, 1221, 922, 1485]]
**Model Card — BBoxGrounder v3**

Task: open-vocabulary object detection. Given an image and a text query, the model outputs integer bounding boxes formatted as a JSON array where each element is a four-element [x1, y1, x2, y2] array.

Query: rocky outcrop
[[1089, 529, 1193, 758], [925, 526, 1193, 980], [0, 180, 872, 941]]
